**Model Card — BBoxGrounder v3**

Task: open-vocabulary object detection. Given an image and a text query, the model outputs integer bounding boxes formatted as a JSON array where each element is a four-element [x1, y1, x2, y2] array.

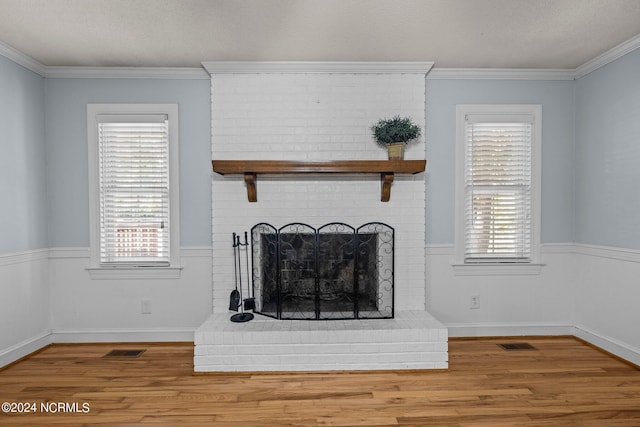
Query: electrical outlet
[[470, 294, 480, 309], [141, 298, 152, 314]]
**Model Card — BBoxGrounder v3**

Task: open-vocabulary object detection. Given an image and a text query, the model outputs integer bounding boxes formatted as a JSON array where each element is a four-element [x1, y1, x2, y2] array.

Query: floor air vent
[[103, 349, 146, 358], [498, 343, 537, 351]]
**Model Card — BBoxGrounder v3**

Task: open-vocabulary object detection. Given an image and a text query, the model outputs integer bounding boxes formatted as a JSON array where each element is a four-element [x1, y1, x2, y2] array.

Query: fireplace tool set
[[229, 231, 255, 323]]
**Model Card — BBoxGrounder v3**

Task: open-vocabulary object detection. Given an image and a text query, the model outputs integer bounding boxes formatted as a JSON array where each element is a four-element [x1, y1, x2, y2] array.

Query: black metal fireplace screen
[[250, 222, 394, 320]]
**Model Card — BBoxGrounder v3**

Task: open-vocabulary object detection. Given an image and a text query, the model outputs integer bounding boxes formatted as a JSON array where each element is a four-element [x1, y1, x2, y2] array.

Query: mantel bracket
[[244, 173, 258, 202], [380, 173, 394, 202]]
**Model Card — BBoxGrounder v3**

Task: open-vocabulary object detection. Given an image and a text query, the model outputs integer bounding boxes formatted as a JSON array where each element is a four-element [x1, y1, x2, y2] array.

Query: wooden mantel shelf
[[211, 160, 426, 202]]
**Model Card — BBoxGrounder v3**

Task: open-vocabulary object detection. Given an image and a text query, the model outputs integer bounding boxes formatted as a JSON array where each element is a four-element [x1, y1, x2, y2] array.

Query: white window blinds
[[97, 115, 170, 265], [464, 115, 533, 263]]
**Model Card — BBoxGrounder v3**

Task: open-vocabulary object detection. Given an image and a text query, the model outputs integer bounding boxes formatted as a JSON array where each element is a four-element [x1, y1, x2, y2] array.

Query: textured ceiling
[[1, 0, 640, 69]]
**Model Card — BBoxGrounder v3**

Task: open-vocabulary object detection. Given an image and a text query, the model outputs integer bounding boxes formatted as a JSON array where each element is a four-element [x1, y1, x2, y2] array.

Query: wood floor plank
[[0, 338, 639, 426]]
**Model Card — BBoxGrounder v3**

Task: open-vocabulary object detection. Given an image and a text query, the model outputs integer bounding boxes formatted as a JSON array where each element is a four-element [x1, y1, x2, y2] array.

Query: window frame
[[87, 104, 181, 279], [453, 104, 543, 275]]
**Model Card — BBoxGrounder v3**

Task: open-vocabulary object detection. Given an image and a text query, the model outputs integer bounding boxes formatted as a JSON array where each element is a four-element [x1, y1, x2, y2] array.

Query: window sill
[[452, 262, 544, 276], [87, 266, 183, 280]]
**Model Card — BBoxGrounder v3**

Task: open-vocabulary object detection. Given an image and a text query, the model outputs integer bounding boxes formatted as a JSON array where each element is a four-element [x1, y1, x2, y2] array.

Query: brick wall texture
[[210, 72, 426, 313]]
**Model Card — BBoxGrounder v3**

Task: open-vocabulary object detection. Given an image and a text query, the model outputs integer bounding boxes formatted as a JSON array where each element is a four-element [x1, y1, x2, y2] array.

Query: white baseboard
[[0, 331, 52, 368], [51, 328, 196, 343], [572, 324, 640, 367], [446, 322, 574, 338]]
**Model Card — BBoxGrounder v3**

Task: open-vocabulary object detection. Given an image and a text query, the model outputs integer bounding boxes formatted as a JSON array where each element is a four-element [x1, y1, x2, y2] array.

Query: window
[[87, 104, 180, 278], [454, 105, 541, 274]]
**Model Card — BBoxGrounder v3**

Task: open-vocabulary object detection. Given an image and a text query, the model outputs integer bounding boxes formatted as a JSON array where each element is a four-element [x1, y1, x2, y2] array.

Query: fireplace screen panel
[[356, 223, 394, 319], [279, 223, 317, 320], [251, 222, 394, 320], [317, 223, 356, 320], [250, 223, 278, 318]]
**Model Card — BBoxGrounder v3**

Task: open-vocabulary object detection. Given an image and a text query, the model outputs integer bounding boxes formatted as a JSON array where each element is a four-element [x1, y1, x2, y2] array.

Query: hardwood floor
[[1, 337, 639, 426]]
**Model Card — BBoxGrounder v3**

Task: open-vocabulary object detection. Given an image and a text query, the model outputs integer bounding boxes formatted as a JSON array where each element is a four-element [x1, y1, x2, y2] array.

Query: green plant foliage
[[371, 116, 422, 146]]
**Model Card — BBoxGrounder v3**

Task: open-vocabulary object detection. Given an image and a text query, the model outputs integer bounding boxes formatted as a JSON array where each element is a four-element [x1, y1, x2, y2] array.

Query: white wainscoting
[[425, 243, 640, 366], [3, 243, 640, 368], [1, 246, 214, 367], [48, 247, 212, 344], [572, 244, 640, 367], [0, 249, 51, 367], [425, 243, 577, 336]]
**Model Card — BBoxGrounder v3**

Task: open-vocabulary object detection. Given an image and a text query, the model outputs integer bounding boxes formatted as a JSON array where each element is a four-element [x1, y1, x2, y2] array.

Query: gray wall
[[425, 78, 576, 245], [572, 48, 640, 363], [4, 54, 639, 252], [575, 48, 640, 250], [44, 77, 212, 248], [0, 56, 47, 253], [42, 76, 577, 250]]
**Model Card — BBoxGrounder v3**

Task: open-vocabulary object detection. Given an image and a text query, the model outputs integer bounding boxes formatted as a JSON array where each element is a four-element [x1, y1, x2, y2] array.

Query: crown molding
[[202, 61, 434, 75], [3, 34, 640, 80], [427, 68, 575, 80], [43, 66, 209, 79], [575, 33, 640, 79], [0, 44, 209, 79], [0, 42, 46, 76]]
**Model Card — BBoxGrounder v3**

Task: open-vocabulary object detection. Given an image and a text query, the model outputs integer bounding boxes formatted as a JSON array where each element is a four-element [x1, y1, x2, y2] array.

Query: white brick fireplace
[[195, 62, 447, 371]]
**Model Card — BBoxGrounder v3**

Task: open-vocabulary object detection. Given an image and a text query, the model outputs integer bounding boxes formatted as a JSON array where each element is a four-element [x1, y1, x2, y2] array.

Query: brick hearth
[[195, 311, 447, 372]]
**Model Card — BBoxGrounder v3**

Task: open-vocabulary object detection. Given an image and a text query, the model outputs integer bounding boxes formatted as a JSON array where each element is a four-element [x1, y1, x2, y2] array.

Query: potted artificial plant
[[371, 115, 422, 160]]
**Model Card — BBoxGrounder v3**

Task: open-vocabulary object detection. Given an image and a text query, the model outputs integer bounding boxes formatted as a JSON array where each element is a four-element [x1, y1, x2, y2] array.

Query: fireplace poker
[[228, 232, 240, 311], [242, 231, 256, 311]]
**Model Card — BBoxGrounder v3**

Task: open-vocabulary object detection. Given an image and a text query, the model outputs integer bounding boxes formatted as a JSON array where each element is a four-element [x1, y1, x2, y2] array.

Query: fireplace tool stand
[[230, 231, 254, 323], [228, 232, 240, 311]]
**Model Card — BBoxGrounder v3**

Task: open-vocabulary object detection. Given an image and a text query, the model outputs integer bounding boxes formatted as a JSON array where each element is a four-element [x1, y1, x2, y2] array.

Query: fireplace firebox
[[250, 222, 394, 320]]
